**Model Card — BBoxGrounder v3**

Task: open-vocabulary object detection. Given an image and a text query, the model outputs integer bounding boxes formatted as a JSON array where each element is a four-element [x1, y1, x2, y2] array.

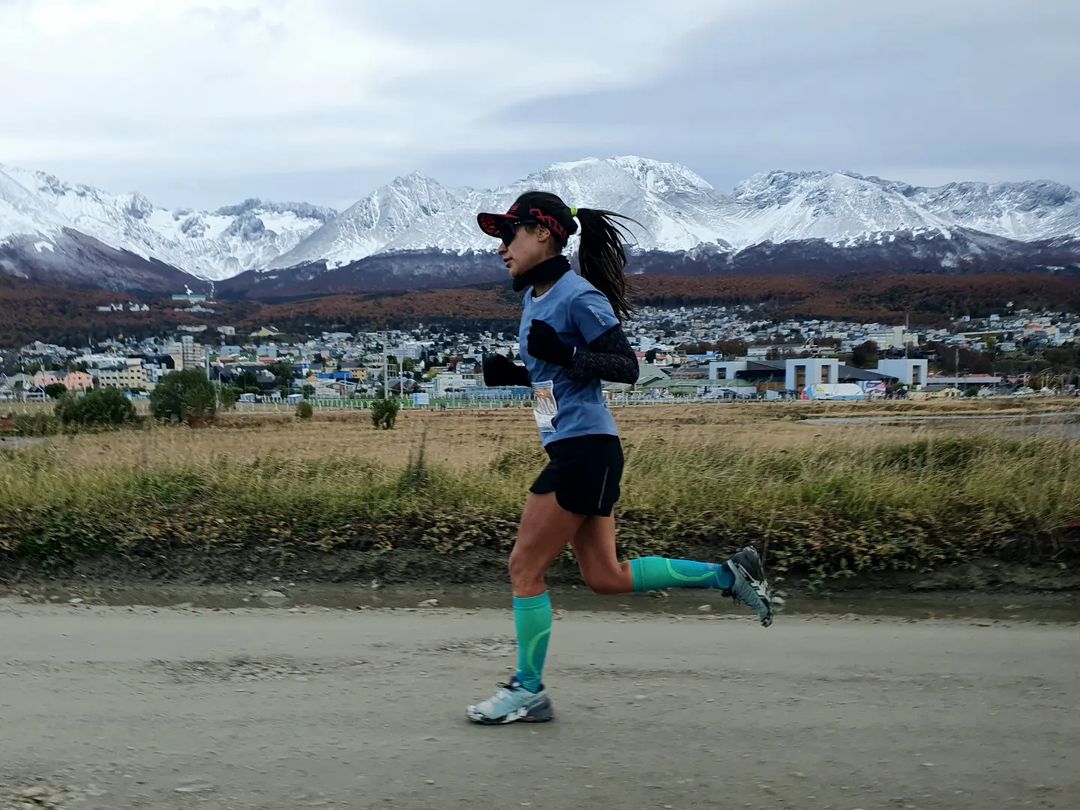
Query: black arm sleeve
[[568, 324, 639, 384]]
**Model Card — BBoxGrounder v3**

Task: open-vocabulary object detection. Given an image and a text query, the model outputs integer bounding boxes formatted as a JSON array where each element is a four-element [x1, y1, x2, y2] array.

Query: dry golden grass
[[30, 397, 1079, 475], [4, 398, 1079, 580]]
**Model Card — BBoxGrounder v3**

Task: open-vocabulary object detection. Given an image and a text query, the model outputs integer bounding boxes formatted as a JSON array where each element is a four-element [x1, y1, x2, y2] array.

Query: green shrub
[[54, 388, 137, 428], [370, 398, 399, 430], [295, 401, 314, 420], [43, 383, 68, 400], [219, 385, 242, 411], [150, 369, 217, 425]]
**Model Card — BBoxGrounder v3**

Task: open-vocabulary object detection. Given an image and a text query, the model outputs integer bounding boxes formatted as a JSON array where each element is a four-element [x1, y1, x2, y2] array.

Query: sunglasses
[[500, 219, 539, 245]]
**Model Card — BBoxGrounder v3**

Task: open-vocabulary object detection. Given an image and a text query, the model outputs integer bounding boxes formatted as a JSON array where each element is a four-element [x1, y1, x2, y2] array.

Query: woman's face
[[498, 222, 555, 279]]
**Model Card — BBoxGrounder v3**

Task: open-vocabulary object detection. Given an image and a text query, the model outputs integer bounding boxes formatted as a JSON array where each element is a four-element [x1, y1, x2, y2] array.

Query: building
[[708, 360, 749, 382], [865, 326, 918, 350], [602, 363, 672, 396], [785, 358, 839, 393], [93, 366, 152, 391], [180, 336, 206, 370], [33, 370, 94, 393], [920, 375, 1003, 389], [876, 359, 929, 388], [709, 360, 792, 387], [711, 357, 899, 395], [433, 372, 480, 397], [0, 374, 47, 402]]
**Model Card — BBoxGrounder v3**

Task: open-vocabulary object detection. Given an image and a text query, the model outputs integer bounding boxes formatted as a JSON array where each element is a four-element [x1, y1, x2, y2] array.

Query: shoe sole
[[727, 559, 774, 628], [466, 700, 554, 725]]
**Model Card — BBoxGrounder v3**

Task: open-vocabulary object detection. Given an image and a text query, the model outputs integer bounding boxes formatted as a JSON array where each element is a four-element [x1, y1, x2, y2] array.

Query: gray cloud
[[478, 0, 1080, 193], [1, 0, 1076, 209]]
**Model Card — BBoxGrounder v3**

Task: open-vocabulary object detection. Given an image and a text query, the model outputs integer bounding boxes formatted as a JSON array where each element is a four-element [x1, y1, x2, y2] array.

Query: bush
[[295, 401, 314, 420], [370, 398, 399, 430], [43, 383, 68, 400], [150, 369, 217, 426], [219, 385, 242, 411], [54, 388, 137, 428], [14, 412, 61, 436]]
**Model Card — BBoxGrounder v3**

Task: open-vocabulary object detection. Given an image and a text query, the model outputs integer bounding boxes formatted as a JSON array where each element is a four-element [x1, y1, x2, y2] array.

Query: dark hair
[[517, 191, 638, 321]]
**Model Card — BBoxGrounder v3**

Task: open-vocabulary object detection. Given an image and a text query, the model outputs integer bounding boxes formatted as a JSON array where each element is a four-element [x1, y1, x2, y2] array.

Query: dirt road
[[1, 600, 1077, 809]]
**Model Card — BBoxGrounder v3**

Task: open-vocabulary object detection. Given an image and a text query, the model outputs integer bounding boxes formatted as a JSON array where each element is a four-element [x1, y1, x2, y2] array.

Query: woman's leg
[[467, 492, 585, 723], [510, 491, 586, 597], [570, 514, 634, 594], [572, 515, 773, 626], [573, 513, 731, 595], [508, 492, 586, 691]]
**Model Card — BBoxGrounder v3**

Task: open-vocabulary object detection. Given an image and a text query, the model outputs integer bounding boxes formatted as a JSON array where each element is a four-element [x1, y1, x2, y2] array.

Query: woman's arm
[[527, 318, 639, 385], [567, 323, 639, 384]]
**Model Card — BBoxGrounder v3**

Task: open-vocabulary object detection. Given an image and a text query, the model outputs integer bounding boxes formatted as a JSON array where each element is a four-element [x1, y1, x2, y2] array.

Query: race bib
[[532, 380, 558, 433]]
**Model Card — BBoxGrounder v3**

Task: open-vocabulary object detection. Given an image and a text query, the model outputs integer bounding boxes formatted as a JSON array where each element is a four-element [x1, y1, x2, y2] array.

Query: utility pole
[[382, 332, 388, 400]]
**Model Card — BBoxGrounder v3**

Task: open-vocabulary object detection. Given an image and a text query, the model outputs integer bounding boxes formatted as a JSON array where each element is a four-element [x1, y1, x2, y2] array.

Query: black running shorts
[[529, 434, 624, 517]]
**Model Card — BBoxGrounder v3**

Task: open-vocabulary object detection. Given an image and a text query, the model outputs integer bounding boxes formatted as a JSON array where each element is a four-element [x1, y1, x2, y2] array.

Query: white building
[[876, 359, 929, 388], [785, 358, 839, 392], [434, 372, 480, 397], [865, 326, 918, 350], [708, 360, 749, 382]]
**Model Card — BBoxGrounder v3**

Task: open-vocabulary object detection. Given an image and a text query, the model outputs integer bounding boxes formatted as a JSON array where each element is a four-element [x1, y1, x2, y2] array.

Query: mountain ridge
[[3, 157, 1080, 293]]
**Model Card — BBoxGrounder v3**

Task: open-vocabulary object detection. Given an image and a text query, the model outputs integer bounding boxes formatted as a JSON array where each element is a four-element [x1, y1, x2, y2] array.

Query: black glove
[[527, 319, 575, 368], [482, 353, 531, 387]]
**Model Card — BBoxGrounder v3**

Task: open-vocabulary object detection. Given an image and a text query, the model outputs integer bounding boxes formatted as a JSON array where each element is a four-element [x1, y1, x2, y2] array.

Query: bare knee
[[509, 546, 547, 595]]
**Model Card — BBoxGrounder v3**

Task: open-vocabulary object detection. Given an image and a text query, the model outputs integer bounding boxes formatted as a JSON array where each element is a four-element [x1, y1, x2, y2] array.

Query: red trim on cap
[[530, 208, 567, 241], [477, 212, 519, 238]]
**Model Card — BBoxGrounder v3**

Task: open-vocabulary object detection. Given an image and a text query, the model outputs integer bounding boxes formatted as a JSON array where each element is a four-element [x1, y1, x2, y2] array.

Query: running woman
[[466, 191, 772, 725]]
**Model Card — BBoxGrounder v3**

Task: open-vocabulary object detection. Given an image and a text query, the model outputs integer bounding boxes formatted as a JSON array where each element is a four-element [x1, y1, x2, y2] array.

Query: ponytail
[[499, 190, 639, 321], [574, 207, 638, 321]]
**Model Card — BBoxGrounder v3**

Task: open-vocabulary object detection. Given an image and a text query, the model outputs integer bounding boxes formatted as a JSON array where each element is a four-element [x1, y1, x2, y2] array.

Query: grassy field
[[2, 399, 1079, 586]]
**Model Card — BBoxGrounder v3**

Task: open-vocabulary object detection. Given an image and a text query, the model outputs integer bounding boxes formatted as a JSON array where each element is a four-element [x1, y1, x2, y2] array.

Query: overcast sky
[[2, 0, 1078, 210]]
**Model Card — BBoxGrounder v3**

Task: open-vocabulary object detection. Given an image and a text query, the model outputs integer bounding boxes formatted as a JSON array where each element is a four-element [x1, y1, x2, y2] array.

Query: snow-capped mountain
[[270, 172, 465, 269], [727, 170, 951, 246], [271, 158, 1080, 269], [276, 157, 741, 268], [727, 170, 1080, 246], [0, 164, 334, 282], [912, 179, 1080, 241], [2, 156, 1080, 296]]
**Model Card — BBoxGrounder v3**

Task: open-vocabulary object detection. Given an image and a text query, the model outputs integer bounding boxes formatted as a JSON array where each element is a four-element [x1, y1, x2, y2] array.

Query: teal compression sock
[[513, 592, 552, 693], [630, 556, 734, 593]]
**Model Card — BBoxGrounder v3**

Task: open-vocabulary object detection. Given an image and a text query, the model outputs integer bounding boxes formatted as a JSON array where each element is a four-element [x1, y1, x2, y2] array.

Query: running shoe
[[725, 545, 774, 627], [466, 677, 554, 725]]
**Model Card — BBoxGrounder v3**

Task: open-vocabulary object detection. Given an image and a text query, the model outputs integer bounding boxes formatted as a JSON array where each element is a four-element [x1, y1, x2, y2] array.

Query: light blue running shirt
[[519, 271, 621, 445]]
